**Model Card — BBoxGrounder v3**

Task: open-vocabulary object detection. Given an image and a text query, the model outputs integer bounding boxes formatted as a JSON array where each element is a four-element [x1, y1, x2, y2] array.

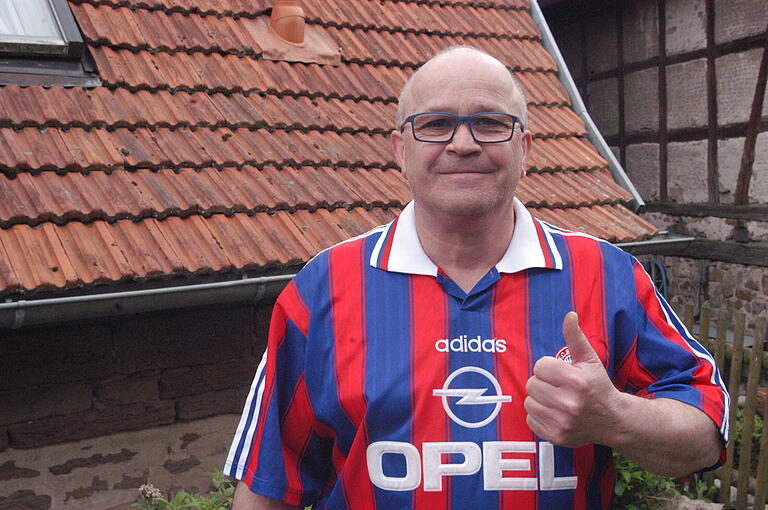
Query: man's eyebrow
[[419, 106, 509, 113]]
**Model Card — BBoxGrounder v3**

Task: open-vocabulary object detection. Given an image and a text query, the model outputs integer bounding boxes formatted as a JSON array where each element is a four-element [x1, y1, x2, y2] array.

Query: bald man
[[226, 46, 727, 510]]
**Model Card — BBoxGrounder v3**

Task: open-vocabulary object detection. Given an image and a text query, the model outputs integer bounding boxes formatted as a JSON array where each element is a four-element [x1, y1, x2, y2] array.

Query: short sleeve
[[224, 280, 332, 506], [619, 260, 730, 447]]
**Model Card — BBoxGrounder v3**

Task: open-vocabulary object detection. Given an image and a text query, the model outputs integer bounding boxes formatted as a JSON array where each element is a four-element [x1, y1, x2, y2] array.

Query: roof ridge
[[71, 0, 538, 41], [69, 0, 528, 17]]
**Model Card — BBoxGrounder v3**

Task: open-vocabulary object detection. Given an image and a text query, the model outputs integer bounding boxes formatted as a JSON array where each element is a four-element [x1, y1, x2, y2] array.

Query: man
[[225, 46, 728, 510]]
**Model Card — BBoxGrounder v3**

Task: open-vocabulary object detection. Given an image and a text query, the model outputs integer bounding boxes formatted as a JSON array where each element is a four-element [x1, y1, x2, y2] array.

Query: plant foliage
[[134, 471, 235, 510]]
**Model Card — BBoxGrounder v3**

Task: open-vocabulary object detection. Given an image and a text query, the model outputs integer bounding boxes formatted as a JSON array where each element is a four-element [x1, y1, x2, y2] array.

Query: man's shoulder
[[291, 221, 391, 285], [533, 218, 634, 266]]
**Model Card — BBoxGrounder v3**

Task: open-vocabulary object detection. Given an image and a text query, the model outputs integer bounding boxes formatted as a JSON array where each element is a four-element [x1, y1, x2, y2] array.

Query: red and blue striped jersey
[[225, 199, 729, 510]]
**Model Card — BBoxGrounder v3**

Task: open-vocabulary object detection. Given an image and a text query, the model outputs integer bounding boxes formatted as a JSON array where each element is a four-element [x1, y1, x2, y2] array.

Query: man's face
[[391, 53, 532, 219]]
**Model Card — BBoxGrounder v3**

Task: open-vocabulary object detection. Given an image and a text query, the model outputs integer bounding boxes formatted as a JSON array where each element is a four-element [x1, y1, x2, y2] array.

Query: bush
[[613, 453, 678, 510], [134, 471, 234, 510]]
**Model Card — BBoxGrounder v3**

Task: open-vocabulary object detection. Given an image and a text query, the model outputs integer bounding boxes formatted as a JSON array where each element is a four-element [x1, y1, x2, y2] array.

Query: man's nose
[[446, 121, 481, 154]]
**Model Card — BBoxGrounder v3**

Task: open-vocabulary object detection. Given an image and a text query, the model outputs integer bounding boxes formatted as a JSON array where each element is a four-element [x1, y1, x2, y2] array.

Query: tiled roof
[[0, 0, 657, 299]]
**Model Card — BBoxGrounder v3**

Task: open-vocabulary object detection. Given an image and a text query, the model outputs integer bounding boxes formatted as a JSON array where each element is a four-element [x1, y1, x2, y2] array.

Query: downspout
[[529, 0, 645, 210], [0, 273, 295, 330]]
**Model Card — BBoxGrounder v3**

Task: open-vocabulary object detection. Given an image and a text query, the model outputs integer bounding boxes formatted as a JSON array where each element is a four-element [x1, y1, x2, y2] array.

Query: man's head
[[391, 46, 532, 219], [395, 46, 528, 130]]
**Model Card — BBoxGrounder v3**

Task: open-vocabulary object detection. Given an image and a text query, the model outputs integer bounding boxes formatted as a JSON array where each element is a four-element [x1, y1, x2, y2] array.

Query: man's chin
[[420, 194, 512, 218]]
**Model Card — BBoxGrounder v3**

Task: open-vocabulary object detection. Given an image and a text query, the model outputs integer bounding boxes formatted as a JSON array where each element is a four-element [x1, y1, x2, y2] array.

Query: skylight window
[[0, 0, 69, 56], [0, 0, 99, 86]]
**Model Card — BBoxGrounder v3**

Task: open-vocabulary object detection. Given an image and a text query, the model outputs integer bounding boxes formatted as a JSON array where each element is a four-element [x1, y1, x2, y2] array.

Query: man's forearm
[[526, 313, 724, 478], [608, 395, 723, 477], [232, 482, 302, 510]]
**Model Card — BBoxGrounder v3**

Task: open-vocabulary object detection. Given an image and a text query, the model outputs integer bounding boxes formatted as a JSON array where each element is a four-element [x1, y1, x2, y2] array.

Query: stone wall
[[638, 254, 768, 328], [544, 0, 768, 324], [0, 301, 274, 510]]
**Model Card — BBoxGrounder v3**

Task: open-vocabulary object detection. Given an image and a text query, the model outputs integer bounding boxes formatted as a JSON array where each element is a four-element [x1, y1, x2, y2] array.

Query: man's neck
[[414, 201, 516, 293]]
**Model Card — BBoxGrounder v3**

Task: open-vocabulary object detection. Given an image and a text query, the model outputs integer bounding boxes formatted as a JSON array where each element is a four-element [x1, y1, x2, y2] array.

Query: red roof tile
[[0, 0, 656, 298]]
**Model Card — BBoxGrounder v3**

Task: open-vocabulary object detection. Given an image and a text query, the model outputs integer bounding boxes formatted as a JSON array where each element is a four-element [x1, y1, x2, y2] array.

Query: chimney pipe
[[270, 0, 305, 45]]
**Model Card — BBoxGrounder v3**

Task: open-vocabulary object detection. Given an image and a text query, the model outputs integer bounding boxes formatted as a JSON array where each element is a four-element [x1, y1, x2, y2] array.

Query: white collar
[[369, 198, 562, 275]]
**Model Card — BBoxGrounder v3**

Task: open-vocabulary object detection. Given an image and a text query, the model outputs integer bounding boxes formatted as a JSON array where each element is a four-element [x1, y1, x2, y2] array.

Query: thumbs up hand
[[524, 312, 627, 448]]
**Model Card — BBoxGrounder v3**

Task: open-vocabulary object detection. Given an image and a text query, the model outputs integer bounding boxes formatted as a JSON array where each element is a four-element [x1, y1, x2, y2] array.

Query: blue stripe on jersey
[[364, 248, 414, 509], [444, 272, 499, 510], [300, 430, 335, 503], [599, 243, 637, 382]]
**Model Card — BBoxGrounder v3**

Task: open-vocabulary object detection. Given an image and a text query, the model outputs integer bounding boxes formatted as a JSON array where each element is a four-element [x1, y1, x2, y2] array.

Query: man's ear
[[390, 129, 407, 178], [519, 130, 533, 179]]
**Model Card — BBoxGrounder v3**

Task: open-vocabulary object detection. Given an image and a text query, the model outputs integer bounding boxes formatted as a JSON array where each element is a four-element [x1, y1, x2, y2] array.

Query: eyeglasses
[[401, 111, 524, 143]]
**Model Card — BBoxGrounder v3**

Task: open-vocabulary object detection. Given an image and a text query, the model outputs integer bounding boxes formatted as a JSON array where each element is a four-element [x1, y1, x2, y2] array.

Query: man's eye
[[474, 116, 506, 128], [421, 118, 452, 129]]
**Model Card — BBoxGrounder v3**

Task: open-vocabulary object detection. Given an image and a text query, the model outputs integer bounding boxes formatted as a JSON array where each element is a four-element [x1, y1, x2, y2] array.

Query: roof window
[[0, 0, 100, 86]]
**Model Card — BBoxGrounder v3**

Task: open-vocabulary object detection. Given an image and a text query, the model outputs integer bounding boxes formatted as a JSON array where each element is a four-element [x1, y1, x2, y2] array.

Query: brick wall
[[544, 0, 768, 322], [0, 301, 274, 510]]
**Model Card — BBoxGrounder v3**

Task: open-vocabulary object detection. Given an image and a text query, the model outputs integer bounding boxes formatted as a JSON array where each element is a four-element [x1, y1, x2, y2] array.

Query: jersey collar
[[369, 198, 563, 275]]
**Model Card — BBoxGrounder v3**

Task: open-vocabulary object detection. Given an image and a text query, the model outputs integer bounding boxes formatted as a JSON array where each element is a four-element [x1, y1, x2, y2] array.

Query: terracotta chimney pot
[[270, 0, 305, 45]]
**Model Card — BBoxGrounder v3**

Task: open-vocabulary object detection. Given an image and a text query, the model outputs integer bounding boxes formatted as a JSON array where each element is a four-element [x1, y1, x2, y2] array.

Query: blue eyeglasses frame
[[400, 111, 524, 143]]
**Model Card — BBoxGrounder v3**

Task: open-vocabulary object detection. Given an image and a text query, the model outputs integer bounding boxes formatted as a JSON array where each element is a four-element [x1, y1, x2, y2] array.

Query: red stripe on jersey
[[492, 272, 537, 510], [532, 219, 554, 268], [600, 457, 616, 509], [280, 374, 313, 505], [564, 236, 609, 366], [243, 300, 291, 486], [410, 275, 449, 510], [378, 216, 399, 271], [329, 240, 368, 427], [281, 281, 311, 336], [571, 445, 594, 510]]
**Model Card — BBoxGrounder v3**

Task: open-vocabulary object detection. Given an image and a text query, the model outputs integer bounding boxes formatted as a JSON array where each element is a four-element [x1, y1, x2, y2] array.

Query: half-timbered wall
[[544, 0, 768, 324]]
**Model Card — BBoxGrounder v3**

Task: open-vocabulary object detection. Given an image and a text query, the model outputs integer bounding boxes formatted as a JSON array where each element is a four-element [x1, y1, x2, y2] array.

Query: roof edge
[[529, 0, 645, 211], [0, 273, 295, 330], [614, 232, 695, 251]]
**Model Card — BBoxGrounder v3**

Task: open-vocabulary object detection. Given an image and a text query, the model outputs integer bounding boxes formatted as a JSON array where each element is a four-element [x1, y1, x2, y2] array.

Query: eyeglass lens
[[412, 113, 516, 142]]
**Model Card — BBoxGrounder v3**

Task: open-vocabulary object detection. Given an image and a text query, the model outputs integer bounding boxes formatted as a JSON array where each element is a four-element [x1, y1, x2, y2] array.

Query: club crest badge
[[555, 346, 572, 364]]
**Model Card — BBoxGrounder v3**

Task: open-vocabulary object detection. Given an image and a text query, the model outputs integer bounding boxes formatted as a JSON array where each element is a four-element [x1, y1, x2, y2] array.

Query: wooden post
[[752, 372, 768, 509], [657, 0, 668, 203], [683, 304, 695, 333], [705, 0, 719, 203], [736, 319, 766, 509], [733, 24, 768, 206], [720, 313, 746, 508], [705, 310, 730, 487], [700, 307, 712, 351]]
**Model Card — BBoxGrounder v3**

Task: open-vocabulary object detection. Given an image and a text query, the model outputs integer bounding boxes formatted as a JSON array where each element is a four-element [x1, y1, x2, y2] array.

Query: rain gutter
[[0, 273, 295, 330], [614, 233, 696, 250], [529, 0, 645, 210]]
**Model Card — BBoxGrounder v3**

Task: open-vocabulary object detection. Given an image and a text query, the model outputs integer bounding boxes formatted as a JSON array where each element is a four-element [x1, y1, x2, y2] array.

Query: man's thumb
[[562, 312, 599, 364]]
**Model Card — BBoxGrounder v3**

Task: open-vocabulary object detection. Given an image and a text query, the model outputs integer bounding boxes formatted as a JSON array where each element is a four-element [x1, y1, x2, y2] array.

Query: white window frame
[[0, 0, 70, 56]]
